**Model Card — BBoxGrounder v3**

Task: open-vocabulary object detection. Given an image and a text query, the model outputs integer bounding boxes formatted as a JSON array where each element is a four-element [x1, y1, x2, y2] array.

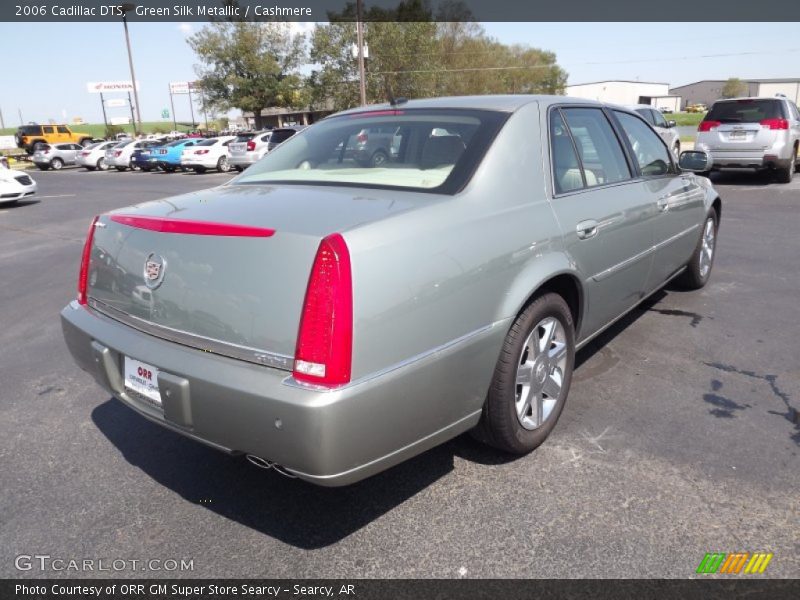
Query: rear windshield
[[234, 133, 257, 142], [269, 129, 298, 144], [196, 138, 218, 146], [165, 139, 189, 147], [18, 126, 41, 135], [705, 99, 785, 123], [235, 109, 508, 193]]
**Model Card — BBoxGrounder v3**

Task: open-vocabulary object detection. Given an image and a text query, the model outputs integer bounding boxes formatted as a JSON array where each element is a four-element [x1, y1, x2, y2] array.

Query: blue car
[[130, 141, 163, 171], [150, 139, 201, 172]]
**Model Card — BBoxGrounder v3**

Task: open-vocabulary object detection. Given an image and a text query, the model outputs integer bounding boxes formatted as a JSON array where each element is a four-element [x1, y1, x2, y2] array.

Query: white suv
[[695, 96, 800, 183]]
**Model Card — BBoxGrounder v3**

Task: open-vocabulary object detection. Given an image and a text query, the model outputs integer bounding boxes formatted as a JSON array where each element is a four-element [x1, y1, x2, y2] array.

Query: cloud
[[177, 23, 192, 36]]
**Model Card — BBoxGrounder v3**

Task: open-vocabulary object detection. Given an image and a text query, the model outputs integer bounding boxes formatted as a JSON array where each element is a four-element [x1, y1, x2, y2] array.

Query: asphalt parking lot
[[1, 167, 798, 578]]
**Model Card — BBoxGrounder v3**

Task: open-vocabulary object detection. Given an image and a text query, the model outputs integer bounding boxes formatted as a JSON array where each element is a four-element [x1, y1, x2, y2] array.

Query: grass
[[667, 112, 706, 127], [0, 121, 196, 138]]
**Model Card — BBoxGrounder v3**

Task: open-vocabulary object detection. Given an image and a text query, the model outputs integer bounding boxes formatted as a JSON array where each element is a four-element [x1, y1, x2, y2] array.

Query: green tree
[[188, 22, 306, 128], [721, 77, 748, 99]]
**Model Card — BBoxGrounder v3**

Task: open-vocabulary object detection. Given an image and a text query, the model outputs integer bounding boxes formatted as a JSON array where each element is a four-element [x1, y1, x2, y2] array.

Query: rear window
[[705, 99, 785, 123], [18, 126, 41, 135], [234, 133, 257, 142], [235, 109, 508, 194], [269, 129, 300, 144]]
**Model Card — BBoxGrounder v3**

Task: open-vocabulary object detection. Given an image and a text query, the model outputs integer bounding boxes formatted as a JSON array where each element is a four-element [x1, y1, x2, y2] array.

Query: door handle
[[576, 220, 599, 240], [657, 195, 669, 212]]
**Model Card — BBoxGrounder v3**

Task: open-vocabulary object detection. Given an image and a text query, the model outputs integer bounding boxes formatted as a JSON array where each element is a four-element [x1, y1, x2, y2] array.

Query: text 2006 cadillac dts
[[62, 96, 721, 486]]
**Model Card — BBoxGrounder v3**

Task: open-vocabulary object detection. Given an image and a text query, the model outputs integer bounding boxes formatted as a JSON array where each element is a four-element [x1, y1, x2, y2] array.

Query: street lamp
[[120, 3, 143, 136]]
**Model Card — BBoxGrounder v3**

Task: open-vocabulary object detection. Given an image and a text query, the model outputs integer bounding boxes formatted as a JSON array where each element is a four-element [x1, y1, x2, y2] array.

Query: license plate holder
[[123, 356, 162, 407]]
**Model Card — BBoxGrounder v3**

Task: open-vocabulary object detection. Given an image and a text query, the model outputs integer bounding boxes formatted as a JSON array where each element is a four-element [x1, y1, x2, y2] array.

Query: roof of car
[[336, 95, 605, 117]]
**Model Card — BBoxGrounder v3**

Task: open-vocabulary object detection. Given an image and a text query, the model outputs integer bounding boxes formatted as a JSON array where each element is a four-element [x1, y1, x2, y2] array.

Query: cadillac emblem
[[144, 253, 166, 289]]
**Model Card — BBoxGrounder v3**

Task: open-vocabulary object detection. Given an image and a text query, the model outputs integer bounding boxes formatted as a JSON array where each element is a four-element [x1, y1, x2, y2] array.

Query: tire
[[163, 165, 176, 173], [193, 166, 206, 174], [676, 210, 718, 290], [115, 166, 127, 172], [36, 164, 50, 171], [775, 146, 797, 184], [50, 158, 64, 171], [129, 159, 141, 172], [216, 156, 230, 173], [472, 293, 575, 454], [85, 166, 96, 172], [370, 150, 388, 167], [97, 158, 108, 171], [30, 141, 46, 153]]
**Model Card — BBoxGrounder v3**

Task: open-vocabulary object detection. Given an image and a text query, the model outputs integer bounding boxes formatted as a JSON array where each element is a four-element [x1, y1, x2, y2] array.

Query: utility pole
[[127, 92, 137, 136], [187, 86, 196, 128], [99, 93, 109, 135], [121, 4, 143, 135], [0, 106, 5, 129], [168, 84, 177, 131], [356, 0, 366, 106]]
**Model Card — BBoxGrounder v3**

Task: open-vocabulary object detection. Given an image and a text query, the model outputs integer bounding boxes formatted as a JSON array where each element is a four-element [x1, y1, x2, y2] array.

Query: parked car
[[107, 140, 162, 171], [228, 131, 272, 171], [0, 169, 36, 205], [61, 96, 721, 486], [32, 143, 83, 170], [695, 96, 800, 183], [180, 136, 237, 173], [267, 126, 307, 151], [625, 104, 681, 156], [77, 141, 119, 171], [149, 139, 200, 172], [129, 142, 164, 171], [15, 124, 94, 154], [686, 103, 708, 113]]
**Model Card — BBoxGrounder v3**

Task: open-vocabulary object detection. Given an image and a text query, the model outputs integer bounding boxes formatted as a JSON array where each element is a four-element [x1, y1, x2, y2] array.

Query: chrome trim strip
[[88, 298, 293, 371], [577, 265, 687, 350], [591, 223, 699, 282], [283, 320, 507, 393]]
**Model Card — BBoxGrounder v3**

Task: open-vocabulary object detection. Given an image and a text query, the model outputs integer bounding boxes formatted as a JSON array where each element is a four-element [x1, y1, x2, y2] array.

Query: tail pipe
[[245, 454, 298, 479]]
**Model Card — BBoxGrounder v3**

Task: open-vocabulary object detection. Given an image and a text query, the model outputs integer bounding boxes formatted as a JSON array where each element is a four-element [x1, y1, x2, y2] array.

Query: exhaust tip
[[245, 454, 298, 479]]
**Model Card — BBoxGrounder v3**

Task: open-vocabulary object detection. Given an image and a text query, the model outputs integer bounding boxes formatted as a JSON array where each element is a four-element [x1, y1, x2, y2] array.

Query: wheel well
[[711, 197, 721, 222], [521, 274, 582, 334]]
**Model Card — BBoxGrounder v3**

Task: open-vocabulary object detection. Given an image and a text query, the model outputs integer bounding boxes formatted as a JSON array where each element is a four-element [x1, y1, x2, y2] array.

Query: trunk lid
[[87, 183, 421, 362]]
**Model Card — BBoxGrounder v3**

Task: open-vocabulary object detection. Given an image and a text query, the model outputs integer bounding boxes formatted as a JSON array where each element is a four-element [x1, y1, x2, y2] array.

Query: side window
[[561, 108, 632, 187], [57, 126, 69, 134], [651, 109, 668, 128], [549, 109, 584, 194], [615, 111, 673, 177], [43, 126, 55, 134], [791, 103, 800, 121]]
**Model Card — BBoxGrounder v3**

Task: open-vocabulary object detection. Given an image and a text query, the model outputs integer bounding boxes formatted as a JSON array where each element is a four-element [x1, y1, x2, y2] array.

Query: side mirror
[[667, 120, 677, 128], [679, 150, 713, 173]]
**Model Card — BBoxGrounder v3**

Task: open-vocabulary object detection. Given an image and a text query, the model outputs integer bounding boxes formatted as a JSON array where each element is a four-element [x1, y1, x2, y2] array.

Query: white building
[[565, 80, 682, 111]]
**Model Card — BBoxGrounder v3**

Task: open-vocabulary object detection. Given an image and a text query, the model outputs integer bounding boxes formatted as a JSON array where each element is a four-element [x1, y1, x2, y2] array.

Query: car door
[[648, 109, 674, 146], [56, 126, 71, 144], [545, 106, 657, 339], [613, 110, 706, 293], [66, 144, 82, 163]]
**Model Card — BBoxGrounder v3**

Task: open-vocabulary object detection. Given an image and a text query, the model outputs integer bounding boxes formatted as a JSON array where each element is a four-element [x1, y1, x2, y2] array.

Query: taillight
[[357, 131, 368, 144], [759, 118, 789, 130], [195, 149, 209, 155], [80, 151, 89, 156], [77, 216, 99, 305], [698, 120, 721, 132], [114, 150, 122, 157], [246, 140, 256, 151], [293, 234, 353, 387]]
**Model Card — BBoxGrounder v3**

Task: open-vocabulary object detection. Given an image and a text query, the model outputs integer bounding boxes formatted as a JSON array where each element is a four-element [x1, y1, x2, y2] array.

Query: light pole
[[120, 3, 143, 135]]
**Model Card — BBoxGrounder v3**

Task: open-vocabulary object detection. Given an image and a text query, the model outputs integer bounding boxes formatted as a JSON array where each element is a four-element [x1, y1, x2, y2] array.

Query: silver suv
[[625, 104, 680, 157], [695, 96, 800, 183]]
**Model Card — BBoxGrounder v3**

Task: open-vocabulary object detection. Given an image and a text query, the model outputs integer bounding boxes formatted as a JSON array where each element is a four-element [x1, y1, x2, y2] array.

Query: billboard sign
[[169, 81, 200, 95], [105, 98, 127, 108], [109, 116, 131, 125], [86, 81, 139, 94]]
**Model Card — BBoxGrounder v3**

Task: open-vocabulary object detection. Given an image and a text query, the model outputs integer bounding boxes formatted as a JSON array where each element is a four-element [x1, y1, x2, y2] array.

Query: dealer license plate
[[124, 357, 162, 406]]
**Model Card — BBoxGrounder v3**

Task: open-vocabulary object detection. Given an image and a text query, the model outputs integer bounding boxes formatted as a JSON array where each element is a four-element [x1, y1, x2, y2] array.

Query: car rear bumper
[[229, 152, 263, 167], [180, 158, 217, 168], [698, 140, 794, 170], [61, 301, 503, 486]]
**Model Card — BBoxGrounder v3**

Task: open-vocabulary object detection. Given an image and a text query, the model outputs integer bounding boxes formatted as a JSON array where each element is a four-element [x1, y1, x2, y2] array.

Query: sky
[[0, 21, 798, 126]]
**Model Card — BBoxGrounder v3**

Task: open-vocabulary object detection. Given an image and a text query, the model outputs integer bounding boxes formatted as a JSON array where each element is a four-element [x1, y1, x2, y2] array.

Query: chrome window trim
[[88, 297, 294, 371]]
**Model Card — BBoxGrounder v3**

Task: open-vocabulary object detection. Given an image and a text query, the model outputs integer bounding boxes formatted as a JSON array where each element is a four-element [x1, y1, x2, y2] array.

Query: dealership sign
[[109, 117, 131, 125], [105, 98, 127, 108], [169, 81, 200, 95], [86, 81, 140, 94]]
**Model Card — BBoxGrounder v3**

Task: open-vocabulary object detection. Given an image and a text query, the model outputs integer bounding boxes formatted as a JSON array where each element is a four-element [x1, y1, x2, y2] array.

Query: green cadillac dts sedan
[[61, 95, 720, 485]]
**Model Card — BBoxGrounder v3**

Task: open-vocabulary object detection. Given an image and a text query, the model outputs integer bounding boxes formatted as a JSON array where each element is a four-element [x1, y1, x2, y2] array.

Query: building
[[669, 78, 800, 109], [242, 103, 334, 129], [565, 80, 682, 111]]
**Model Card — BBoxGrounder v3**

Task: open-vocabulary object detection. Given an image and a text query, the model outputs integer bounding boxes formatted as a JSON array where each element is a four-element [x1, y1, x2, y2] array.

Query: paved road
[[1, 167, 798, 578]]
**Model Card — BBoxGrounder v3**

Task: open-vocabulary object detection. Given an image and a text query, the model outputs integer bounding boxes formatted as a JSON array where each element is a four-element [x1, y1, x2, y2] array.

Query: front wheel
[[473, 293, 575, 454], [677, 211, 718, 290]]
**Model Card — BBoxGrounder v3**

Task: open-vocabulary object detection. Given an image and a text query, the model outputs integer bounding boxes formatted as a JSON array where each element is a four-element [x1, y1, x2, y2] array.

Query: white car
[[107, 140, 160, 171], [624, 104, 681, 157], [0, 169, 37, 206], [77, 141, 118, 171], [180, 136, 237, 173], [228, 131, 272, 171]]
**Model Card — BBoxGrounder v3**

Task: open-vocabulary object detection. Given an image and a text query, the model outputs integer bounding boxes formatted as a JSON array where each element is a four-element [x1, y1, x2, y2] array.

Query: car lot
[[0, 168, 798, 577]]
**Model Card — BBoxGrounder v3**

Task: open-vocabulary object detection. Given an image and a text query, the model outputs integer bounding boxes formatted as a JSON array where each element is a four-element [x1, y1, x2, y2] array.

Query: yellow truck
[[15, 124, 94, 154]]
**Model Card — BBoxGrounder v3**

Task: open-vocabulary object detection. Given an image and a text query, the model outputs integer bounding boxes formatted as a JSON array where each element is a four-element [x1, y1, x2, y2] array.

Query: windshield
[[705, 99, 785, 123], [234, 109, 507, 193]]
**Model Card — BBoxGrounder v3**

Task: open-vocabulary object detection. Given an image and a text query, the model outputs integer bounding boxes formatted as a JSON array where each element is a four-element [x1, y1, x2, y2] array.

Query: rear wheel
[[36, 164, 50, 171], [776, 146, 797, 183], [115, 166, 127, 172], [163, 165, 176, 173], [216, 156, 230, 173], [50, 158, 64, 171], [370, 150, 388, 167], [473, 293, 575, 454], [129, 159, 141, 171], [97, 158, 108, 171], [193, 166, 206, 174], [677, 211, 718, 290]]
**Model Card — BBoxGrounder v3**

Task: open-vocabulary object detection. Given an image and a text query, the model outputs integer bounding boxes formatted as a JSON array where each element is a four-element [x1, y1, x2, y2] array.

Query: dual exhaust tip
[[245, 454, 298, 479]]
